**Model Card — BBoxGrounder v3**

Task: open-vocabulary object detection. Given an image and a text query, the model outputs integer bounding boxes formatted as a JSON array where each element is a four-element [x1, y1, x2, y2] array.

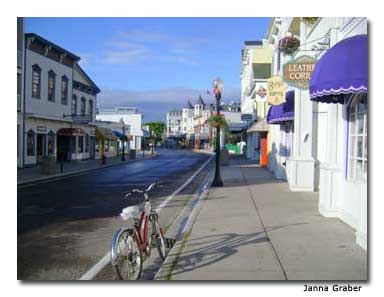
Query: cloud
[[101, 44, 149, 65]]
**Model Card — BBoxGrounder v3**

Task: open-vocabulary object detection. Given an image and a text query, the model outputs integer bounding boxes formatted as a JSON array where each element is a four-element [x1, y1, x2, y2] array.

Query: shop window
[[48, 70, 56, 102], [32, 64, 41, 99], [78, 136, 84, 153], [72, 95, 77, 115], [61, 76, 68, 105], [348, 94, 367, 181], [47, 131, 55, 155], [95, 139, 100, 153], [71, 136, 76, 153], [27, 130, 35, 156], [105, 139, 110, 152], [85, 134, 89, 153]]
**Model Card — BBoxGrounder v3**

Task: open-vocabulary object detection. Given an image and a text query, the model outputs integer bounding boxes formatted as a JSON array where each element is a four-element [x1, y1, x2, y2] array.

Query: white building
[[96, 107, 143, 150], [166, 109, 182, 138], [22, 33, 100, 167], [265, 17, 367, 249]]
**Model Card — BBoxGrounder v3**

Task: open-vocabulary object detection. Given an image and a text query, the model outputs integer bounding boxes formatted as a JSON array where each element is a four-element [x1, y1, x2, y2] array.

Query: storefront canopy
[[57, 128, 84, 135], [309, 34, 367, 104], [95, 127, 117, 140], [112, 130, 128, 141], [267, 90, 294, 124]]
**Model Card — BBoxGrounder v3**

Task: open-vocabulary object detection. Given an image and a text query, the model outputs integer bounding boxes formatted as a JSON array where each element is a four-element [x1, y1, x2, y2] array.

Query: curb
[[18, 153, 158, 187], [154, 166, 214, 280]]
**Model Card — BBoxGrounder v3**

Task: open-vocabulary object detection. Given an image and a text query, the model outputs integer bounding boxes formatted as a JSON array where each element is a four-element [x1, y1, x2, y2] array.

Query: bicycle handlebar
[[123, 182, 159, 198]]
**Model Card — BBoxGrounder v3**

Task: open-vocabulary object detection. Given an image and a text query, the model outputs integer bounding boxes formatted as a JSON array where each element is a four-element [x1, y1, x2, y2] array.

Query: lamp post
[[211, 78, 224, 187], [121, 125, 126, 161]]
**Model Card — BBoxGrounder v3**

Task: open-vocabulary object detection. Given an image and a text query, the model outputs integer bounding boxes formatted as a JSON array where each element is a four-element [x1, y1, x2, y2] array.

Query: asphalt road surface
[[17, 149, 211, 280]]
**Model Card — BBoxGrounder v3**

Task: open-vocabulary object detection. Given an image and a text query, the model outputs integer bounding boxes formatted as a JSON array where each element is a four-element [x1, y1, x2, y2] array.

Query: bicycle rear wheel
[[114, 230, 142, 280]]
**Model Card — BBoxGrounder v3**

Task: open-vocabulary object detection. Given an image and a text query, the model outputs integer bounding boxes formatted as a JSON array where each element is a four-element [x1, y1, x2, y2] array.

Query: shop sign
[[266, 76, 287, 106], [283, 55, 316, 89], [37, 126, 47, 132], [254, 82, 268, 102]]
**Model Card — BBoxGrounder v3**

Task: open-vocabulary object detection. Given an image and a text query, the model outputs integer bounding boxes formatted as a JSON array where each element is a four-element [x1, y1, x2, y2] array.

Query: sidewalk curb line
[[154, 168, 214, 280], [18, 154, 158, 187], [78, 154, 214, 281]]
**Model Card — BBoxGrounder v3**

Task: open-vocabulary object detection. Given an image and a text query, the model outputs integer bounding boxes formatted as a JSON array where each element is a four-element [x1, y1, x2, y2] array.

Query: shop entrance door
[[36, 134, 47, 163], [260, 133, 268, 167], [57, 135, 71, 162], [89, 136, 95, 159]]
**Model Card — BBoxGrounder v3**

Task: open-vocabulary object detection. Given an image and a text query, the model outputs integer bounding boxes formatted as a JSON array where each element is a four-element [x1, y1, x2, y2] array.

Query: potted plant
[[208, 114, 228, 129], [302, 17, 319, 25], [278, 36, 300, 55]]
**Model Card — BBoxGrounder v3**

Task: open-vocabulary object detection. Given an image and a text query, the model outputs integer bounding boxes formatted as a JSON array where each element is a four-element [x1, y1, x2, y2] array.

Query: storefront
[[267, 90, 295, 180], [309, 34, 367, 249], [95, 126, 118, 159], [246, 119, 269, 166]]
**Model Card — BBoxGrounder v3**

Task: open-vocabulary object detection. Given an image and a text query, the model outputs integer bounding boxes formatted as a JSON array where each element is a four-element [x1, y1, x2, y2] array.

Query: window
[[48, 70, 56, 102], [61, 76, 68, 105], [85, 134, 89, 153], [78, 136, 84, 153], [81, 97, 86, 116], [89, 100, 93, 122], [17, 73, 22, 110], [348, 94, 367, 180], [71, 136, 76, 153], [72, 95, 77, 115], [27, 130, 35, 156], [47, 131, 55, 155], [105, 139, 110, 152], [32, 64, 41, 98]]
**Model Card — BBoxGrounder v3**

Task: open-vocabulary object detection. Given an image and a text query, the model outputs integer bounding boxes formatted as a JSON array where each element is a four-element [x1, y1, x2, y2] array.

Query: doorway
[[36, 134, 47, 163]]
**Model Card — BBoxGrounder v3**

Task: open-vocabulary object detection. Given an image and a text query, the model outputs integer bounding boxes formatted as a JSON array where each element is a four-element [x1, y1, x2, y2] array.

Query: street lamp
[[211, 77, 224, 187], [121, 125, 126, 161]]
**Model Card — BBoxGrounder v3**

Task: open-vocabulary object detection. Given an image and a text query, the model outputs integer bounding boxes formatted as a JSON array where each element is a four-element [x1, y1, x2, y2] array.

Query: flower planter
[[279, 36, 300, 55]]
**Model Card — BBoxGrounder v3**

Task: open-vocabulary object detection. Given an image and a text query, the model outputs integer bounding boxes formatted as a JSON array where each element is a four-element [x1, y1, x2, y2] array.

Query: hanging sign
[[266, 76, 287, 106], [283, 55, 316, 89], [255, 82, 268, 102]]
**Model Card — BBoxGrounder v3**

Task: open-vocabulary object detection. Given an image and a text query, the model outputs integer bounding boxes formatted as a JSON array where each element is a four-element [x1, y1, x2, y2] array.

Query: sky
[[25, 17, 270, 122]]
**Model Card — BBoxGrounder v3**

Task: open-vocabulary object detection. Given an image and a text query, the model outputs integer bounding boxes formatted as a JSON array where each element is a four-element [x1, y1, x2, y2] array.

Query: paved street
[[17, 150, 211, 280]]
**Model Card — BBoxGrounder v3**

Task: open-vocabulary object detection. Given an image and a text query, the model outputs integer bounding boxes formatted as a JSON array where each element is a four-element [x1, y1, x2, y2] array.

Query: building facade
[[17, 18, 24, 168], [21, 33, 100, 167], [96, 107, 143, 150], [265, 17, 367, 249], [240, 40, 273, 163]]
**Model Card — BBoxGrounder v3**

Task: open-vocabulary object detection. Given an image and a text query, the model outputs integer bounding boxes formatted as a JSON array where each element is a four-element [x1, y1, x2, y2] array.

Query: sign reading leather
[[283, 55, 316, 89], [266, 76, 287, 106]]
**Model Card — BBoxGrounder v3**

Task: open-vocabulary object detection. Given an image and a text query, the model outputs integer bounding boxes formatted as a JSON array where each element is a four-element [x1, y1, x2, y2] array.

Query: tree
[[145, 121, 165, 154]]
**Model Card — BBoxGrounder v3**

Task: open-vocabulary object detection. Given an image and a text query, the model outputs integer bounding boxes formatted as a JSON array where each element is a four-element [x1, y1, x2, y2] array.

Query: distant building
[[17, 18, 24, 168], [96, 107, 143, 150], [166, 109, 182, 138]]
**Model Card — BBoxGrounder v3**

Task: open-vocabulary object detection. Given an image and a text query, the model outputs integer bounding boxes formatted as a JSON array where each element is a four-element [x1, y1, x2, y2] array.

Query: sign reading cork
[[283, 55, 316, 89]]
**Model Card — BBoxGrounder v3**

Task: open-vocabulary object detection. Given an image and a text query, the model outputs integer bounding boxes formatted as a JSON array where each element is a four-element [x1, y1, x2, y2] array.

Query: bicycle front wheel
[[152, 219, 167, 260], [114, 230, 142, 280]]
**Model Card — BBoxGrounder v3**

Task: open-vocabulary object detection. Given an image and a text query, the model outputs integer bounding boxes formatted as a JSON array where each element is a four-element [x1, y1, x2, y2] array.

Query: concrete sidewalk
[[18, 150, 155, 185], [157, 157, 367, 281]]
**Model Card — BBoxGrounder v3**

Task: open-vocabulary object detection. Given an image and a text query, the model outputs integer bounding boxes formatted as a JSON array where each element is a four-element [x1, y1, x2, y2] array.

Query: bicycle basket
[[120, 205, 141, 221]]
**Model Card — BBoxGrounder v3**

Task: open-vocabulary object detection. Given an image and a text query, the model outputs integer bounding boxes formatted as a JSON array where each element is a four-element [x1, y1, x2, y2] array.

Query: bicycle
[[110, 182, 167, 280]]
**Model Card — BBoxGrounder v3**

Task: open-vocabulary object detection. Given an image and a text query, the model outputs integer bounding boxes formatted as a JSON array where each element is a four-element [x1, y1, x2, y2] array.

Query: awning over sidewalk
[[247, 118, 268, 133], [57, 128, 84, 135], [112, 130, 128, 141], [310, 34, 367, 104], [267, 90, 294, 124], [95, 127, 117, 140]]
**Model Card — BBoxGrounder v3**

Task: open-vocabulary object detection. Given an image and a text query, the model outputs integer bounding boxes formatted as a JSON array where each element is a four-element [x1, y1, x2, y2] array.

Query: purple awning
[[267, 90, 294, 124], [310, 34, 367, 103]]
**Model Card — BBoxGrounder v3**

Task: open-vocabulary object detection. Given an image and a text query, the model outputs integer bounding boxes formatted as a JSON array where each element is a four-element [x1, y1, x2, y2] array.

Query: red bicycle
[[110, 182, 166, 280]]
